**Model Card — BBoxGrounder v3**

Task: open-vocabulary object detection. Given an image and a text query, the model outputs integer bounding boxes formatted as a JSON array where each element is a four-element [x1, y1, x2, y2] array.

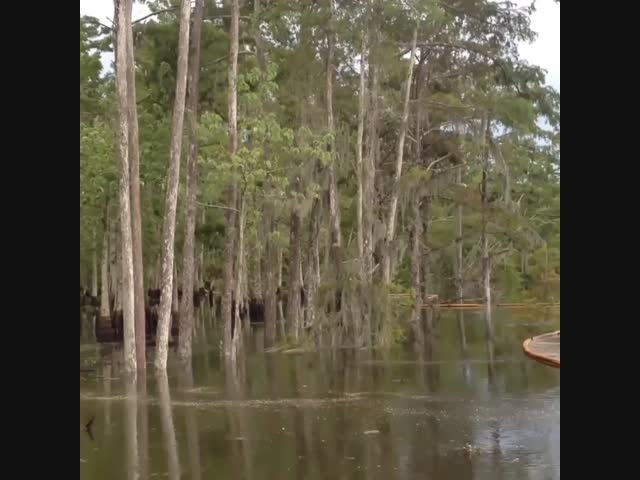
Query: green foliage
[[80, 121, 116, 248], [79, 0, 559, 313]]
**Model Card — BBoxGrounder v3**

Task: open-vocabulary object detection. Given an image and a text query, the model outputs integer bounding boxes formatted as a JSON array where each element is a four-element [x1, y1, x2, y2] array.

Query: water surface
[[80, 309, 560, 480]]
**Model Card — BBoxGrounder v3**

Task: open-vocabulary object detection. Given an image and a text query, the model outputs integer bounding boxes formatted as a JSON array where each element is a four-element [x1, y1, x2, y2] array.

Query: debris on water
[[80, 458, 87, 463], [364, 430, 380, 435], [345, 456, 355, 460]]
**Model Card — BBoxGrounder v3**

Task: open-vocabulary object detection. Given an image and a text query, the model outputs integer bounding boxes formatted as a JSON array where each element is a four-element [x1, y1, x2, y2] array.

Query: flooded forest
[[80, 0, 560, 478]]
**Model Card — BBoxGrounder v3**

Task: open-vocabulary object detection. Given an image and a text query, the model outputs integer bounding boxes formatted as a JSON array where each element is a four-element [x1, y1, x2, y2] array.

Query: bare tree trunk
[[353, 34, 368, 346], [480, 114, 493, 338], [454, 164, 467, 349], [277, 246, 285, 338], [305, 199, 320, 335], [100, 227, 111, 322], [115, 0, 137, 372], [410, 196, 424, 347], [252, 0, 267, 72], [197, 209, 205, 288], [287, 207, 303, 342], [356, 35, 367, 273], [363, 1, 378, 288], [236, 193, 248, 335], [154, 0, 192, 371], [421, 195, 434, 333], [154, 254, 161, 289], [178, 0, 205, 361], [382, 23, 418, 285], [223, 0, 240, 357], [249, 214, 263, 303], [114, 230, 123, 316], [172, 262, 179, 318], [124, 0, 146, 372], [109, 216, 118, 310], [326, 0, 342, 255], [91, 234, 98, 298], [263, 198, 277, 345], [361, 7, 378, 346]]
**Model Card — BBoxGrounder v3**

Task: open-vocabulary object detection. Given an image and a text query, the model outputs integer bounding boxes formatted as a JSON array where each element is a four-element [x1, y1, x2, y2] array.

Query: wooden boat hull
[[523, 331, 560, 368]]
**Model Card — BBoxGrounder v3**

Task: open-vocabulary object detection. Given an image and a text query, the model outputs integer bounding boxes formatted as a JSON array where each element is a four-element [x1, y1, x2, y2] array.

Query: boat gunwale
[[523, 331, 560, 368]]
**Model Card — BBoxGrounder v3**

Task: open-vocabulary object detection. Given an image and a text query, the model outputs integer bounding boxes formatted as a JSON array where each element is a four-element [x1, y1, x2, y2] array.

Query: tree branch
[[197, 201, 239, 212], [133, 6, 183, 26]]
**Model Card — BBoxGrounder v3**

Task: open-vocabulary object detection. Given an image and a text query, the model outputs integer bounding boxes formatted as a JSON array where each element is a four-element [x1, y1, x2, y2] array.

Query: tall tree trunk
[[326, 0, 342, 256], [410, 196, 424, 347], [305, 199, 320, 336], [287, 206, 303, 342], [277, 246, 285, 338], [363, 0, 378, 287], [154, 0, 192, 371], [252, 0, 267, 72], [197, 209, 205, 288], [114, 228, 123, 316], [91, 233, 98, 298], [223, 0, 240, 357], [362, 5, 378, 346], [100, 227, 111, 322], [115, 0, 137, 372], [263, 198, 277, 345], [235, 192, 248, 338], [454, 163, 467, 349], [251, 247, 263, 303], [421, 195, 434, 333], [356, 35, 367, 272], [480, 114, 493, 338], [109, 216, 118, 311], [252, 0, 273, 343], [178, 0, 205, 361], [172, 262, 179, 318], [125, 0, 146, 372], [354, 33, 367, 346], [382, 23, 418, 285]]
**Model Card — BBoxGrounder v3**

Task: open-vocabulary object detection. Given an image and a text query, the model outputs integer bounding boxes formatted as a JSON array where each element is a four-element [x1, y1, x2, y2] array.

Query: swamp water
[[80, 309, 559, 480]]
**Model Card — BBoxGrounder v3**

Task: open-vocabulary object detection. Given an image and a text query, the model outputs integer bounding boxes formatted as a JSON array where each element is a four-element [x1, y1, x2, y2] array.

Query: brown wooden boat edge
[[522, 331, 560, 368]]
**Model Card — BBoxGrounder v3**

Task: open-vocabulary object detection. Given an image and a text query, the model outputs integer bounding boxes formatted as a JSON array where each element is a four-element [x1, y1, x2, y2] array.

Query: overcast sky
[[80, 0, 559, 91]]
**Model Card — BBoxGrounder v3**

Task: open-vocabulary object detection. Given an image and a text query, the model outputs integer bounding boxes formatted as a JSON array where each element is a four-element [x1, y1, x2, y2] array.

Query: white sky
[[80, 0, 559, 91]]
